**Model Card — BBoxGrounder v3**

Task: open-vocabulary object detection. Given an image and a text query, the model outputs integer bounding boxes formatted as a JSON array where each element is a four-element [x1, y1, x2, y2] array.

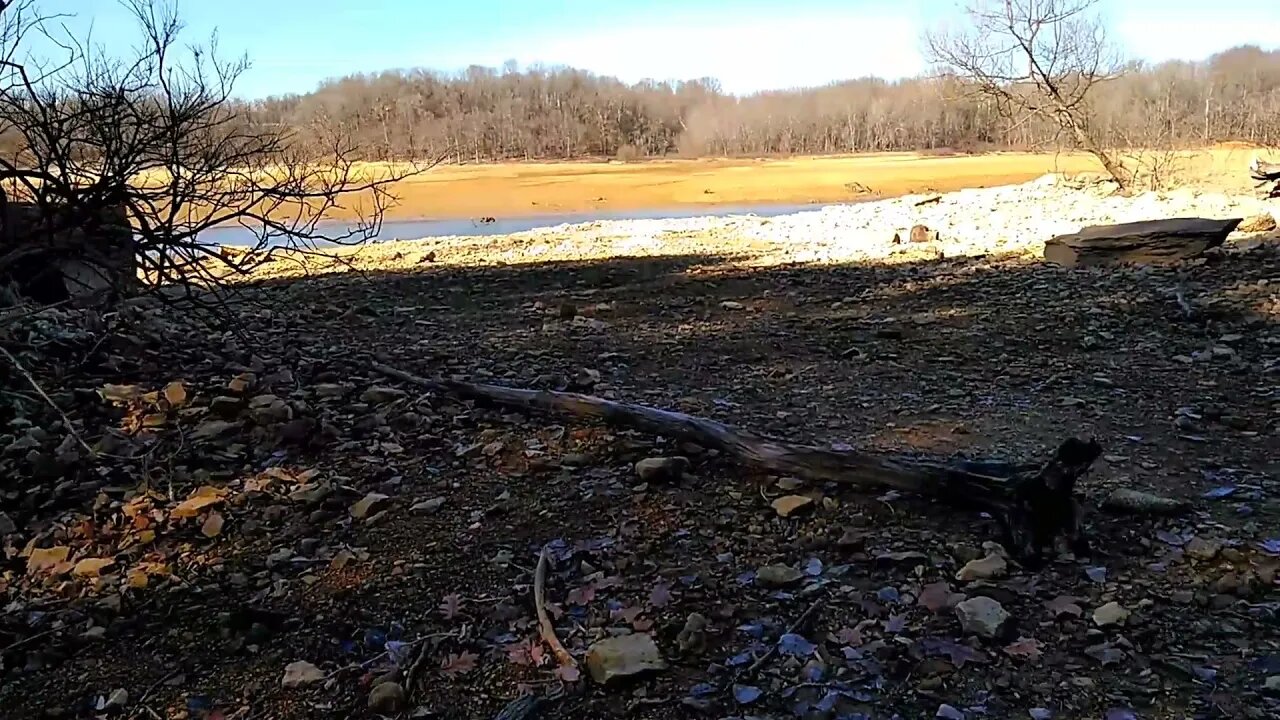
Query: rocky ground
[[2, 176, 1279, 720]]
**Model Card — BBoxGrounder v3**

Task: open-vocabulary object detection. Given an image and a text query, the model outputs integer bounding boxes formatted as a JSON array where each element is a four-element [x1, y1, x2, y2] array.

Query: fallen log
[[372, 362, 1102, 563], [1043, 217, 1242, 268]]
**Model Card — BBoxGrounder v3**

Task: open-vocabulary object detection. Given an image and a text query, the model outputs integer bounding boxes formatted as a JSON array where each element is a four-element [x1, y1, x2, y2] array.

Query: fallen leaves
[[438, 593, 464, 619], [439, 651, 477, 677], [201, 512, 225, 538], [25, 546, 70, 575], [172, 486, 227, 518], [72, 557, 115, 577]]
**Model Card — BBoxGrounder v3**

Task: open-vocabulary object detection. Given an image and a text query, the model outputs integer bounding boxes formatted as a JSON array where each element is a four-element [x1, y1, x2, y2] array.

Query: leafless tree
[[0, 0, 427, 307], [925, 0, 1131, 188]]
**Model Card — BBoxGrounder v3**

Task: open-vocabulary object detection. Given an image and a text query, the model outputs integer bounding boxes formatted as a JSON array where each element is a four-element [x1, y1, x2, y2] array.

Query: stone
[[772, 494, 814, 518], [955, 596, 1009, 638], [1044, 217, 1242, 268], [719, 300, 745, 310], [209, 396, 243, 418], [1101, 488, 1189, 515], [360, 386, 407, 405], [1264, 675, 1280, 695], [367, 681, 407, 713], [1185, 536, 1221, 561], [0, 511, 15, 535], [281, 660, 326, 688], [1237, 213, 1277, 233], [1092, 601, 1129, 627], [955, 553, 1007, 582], [909, 224, 938, 243], [350, 493, 390, 519], [191, 420, 240, 441], [313, 383, 347, 398], [676, 612, 709, 655], [411, 497, 446, 514], [585, 633, 667, 684], [755, 564, 804, 587], [104, 688, 129, 709], [634, 456, 689, 483]]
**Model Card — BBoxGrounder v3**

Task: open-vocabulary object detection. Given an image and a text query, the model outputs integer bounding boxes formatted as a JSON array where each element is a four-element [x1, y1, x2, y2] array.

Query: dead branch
[[372, 362, 1103, 562], [0, 342, 93, 456], [744, 596, 825, 676], [534, 545, 576, 669]]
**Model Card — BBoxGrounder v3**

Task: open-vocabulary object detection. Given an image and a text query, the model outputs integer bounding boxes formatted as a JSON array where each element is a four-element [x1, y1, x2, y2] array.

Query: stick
[[534, 545, 576, 669], [371, 362, 1102, 562], [745, 597, 825, 676], [0, 344, 95, 456]]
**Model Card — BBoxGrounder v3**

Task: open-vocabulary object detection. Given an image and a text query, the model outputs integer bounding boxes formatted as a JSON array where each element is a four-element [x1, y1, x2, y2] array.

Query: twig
[[534, 545, 576, 669], [0, 627, 58, 655], [744, 596, 826, 676], [0, 343, 95, 456]]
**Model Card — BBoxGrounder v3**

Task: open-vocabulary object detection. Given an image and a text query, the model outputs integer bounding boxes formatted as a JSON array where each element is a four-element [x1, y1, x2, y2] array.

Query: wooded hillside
[[242, 46, 1280, 161]]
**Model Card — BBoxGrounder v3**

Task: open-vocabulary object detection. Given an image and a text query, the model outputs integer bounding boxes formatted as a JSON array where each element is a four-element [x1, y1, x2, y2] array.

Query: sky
[[24, 0, 1280, 98]]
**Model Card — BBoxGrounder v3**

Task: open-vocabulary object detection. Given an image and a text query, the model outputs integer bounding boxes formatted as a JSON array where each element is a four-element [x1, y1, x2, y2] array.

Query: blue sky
[[27, 0, 1280, 98]]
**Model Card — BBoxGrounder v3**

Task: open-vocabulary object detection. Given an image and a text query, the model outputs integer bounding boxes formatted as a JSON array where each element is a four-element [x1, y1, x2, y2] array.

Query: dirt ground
[[2, 229, 1278, 718], [334, 146, 1267, 222]]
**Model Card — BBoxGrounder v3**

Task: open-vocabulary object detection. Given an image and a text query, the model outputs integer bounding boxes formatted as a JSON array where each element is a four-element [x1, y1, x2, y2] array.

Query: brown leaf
[[566, 584, 597, 606], [834, 626, 864, 646], [172, 486, 227, 518], [1045, 595, 1083, 618], [505, 642, 533, 666], [918, 581, 963, 613], [26, 546, 70, 575], [163, 381, 188, 408], [440, 651, 477, 677], [648, 583, 672, 608], [1004, 637, 1043, 659], [201, 512, 225, 538], [72, 557, 114, 577]]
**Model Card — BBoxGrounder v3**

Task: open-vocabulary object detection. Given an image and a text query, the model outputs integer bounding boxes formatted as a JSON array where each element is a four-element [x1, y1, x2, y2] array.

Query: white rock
[[281, 660, 326, 688], [955, 596, 1010, 638], [585, 633, 667, 683], [955, 553, 1008, 582], [1092, 601, 1130, 627]]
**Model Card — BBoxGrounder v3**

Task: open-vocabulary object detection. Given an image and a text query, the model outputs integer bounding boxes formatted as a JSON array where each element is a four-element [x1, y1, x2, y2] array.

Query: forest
[[242, 46, 1280, 162]]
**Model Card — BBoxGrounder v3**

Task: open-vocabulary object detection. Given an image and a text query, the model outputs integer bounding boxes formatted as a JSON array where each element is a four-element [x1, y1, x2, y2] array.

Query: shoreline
[[229, 173, 1278, 284]]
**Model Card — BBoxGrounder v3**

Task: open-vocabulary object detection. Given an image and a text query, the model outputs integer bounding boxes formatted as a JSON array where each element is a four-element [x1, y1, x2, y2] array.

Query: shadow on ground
[[2, 243, 1278, 719]]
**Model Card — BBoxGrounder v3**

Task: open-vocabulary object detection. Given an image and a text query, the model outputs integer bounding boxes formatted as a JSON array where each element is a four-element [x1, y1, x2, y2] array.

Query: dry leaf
[[439, 593, 463, 619], [99, 384, 141, 405], [172, 486, 227, 518], [553, 664, 581, 682], [72, 557, 115, 577], [163, 381, 188, 408], [127, 571, 149, 589], [918, 581, 963, 613], [201, 512, 225, 538], [1004, 637, 1043, 659], [440, 651, 477, 677], [26, 546, 70, 574]]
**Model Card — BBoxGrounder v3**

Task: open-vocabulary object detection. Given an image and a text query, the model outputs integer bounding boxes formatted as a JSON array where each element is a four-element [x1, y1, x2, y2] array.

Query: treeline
[[244, 46, 1280, 161]]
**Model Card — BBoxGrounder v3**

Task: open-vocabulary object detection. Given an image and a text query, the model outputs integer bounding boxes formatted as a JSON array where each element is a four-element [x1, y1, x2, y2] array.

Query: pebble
[[771, 494, 814, 518], [209, 396, 243, 418], [360, 386, 407, 405], [585, 633, 667, 684], [955, 596, 1009, 638], [634, 456, 688, 483], [755, 564, 804, 587], [350, 492, 390, 519], [1264, 675, 1280, 694], [955, 553, 1007, 581], [367, 681, 407, 713], [1185, 536, 1221, 561], [676, 612, 709, 655], [0, 511, 15, 535], [104, 689, 129, 709], [411, 497, 446, 514], [1092, 601, 1130, 627]]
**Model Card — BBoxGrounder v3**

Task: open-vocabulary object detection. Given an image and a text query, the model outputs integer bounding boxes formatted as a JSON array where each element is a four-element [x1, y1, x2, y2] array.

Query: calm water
[[197, 202, 836, 247]]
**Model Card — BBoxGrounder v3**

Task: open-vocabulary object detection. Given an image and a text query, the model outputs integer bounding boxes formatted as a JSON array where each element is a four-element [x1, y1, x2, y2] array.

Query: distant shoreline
[[318, 147, 1262, 224]]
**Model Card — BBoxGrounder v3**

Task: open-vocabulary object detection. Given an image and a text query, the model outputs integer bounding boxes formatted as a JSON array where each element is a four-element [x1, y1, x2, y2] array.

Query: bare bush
[[0, 0, 428, 308]]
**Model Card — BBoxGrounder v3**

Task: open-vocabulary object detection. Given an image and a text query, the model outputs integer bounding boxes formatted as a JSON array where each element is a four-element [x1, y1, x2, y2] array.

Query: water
[[196, 202, 837, 247]]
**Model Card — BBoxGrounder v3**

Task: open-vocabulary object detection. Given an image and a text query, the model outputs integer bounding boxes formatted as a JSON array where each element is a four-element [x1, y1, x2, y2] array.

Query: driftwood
[[1249, 157, 1280, 198], [372, 363, 1102, 562], [1043, 218, 1242, 268]]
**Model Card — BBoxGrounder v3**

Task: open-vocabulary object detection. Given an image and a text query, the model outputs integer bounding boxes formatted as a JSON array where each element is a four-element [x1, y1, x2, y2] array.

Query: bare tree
[[0, 0, 427, 307], [925, 0, 1131, 188]]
